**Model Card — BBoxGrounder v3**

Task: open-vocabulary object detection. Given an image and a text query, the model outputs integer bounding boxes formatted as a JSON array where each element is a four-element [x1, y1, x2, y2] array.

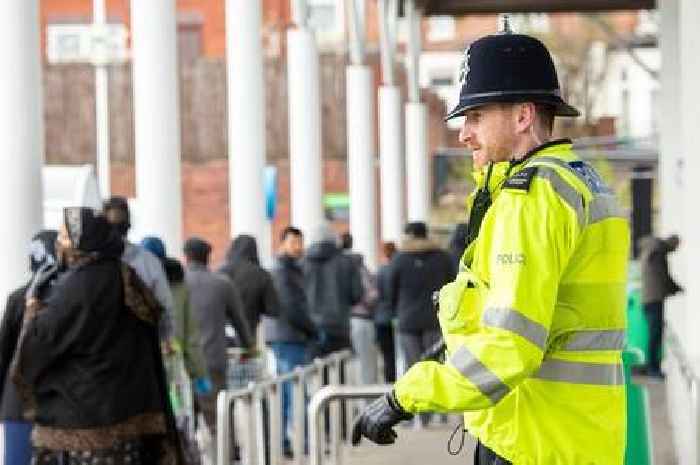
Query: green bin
[[623, 348, 652, 465]]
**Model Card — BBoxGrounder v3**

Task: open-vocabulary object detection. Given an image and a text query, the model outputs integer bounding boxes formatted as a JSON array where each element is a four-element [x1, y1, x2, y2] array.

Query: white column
[[287, 26, 324, 234], [93, 0, 110, 199], [130, 0, 182, 254], [379, 86, 404, 242], [0, 0, 43, 302], [347, 66, 378, 270], [680, 0, 700, 358], [660, 0, 686, 338], [226, 0, 269, 262], [405, 103, 429, 222]]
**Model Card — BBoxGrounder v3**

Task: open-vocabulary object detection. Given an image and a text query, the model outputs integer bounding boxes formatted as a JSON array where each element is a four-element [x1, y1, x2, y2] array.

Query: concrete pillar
[[287, 20, 324, 236], [405, 103, 429, 222], [226, 0, 270, 263], [660, 0, 686, 338], [404, 1, 430, 223], [93, 0, 110, 199], [379, 86, 404, 242], [0, 0, 43, 302], [346, 66, 378, 269], [680, 0, 700, 357], [130, 0, 182, 254]]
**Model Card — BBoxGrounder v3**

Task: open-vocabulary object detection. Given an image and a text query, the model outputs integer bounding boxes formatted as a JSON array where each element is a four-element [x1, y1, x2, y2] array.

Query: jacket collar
[[399, 237, 438, 253]]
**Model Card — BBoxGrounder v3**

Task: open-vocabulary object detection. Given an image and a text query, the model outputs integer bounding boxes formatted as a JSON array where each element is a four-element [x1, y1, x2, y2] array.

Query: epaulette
[[502, 166, 537, 192]]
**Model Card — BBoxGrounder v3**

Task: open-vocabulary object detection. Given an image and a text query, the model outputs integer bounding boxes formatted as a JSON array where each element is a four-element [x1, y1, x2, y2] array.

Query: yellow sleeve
[[394, 175, 580, 413]]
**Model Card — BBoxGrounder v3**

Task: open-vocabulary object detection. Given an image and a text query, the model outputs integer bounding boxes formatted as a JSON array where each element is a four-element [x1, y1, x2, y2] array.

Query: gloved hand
[[25, 263, 58, 300], [194, 377, 213, 395], [351, 391, 413, 446]]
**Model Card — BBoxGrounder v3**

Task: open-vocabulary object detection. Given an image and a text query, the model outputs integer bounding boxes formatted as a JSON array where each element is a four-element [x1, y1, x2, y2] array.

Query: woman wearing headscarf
[[0, 230, 59, 465], [12, 208, 183, 465], [219, 235, 279, 343]]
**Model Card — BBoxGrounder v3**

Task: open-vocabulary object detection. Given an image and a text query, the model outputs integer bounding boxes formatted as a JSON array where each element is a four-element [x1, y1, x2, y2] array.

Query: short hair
[[535, 103, 555, 135], [183, 237, 212, 264], [404, 221, 428, 239], [341, 232, 353, 250], [280, 226, 303, 242]]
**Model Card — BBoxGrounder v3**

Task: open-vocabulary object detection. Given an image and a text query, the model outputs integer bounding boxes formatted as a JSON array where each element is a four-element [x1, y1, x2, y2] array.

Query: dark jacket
[[389, 238, 456, 332], [16, 258, 166, 429], [303, 241, 363, 340], [264, 254, 317, 344], [640, 236, 682, 304], [219, 235, 279, 337], [186, 263, 253, 375], [0, 287, 27, 420], [374, 264, 394, 327]]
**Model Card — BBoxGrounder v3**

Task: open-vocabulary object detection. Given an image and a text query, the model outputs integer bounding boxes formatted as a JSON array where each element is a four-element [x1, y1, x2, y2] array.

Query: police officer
[[351, 31, 630, 465]]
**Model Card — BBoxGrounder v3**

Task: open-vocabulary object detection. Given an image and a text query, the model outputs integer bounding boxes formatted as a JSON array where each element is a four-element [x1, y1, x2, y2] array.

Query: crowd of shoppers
[[0, 196, 461, 463]]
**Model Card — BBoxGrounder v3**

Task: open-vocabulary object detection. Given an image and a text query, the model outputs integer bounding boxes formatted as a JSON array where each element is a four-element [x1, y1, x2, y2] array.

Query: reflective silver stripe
[[589, 194, 625, 223], [529, 156, 588, 187], [533, 166, 585, 227], [533, 359, 624, 385], [562, 330, 626, 351], [482, 307, 548, 351], [450, 345, 511, 404]]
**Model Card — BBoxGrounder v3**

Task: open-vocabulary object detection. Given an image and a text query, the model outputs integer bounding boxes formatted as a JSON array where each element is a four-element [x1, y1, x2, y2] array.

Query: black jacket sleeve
[[262, 271, 281, 318], [225, 280, 254, 349], [0, 288, 25, 401]]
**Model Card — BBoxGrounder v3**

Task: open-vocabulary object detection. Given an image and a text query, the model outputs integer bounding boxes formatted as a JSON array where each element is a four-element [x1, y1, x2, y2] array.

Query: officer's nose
[[458, 120, 471, 145]]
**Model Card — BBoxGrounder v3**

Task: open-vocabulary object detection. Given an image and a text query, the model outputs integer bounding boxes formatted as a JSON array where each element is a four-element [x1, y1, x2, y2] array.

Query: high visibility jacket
[[394, 140, 630, 465]]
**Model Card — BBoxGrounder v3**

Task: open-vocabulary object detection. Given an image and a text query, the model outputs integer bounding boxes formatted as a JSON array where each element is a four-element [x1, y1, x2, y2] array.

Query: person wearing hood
[[13, 207, 182, 465], [303, 225, 363, 356], [103, 196, 175, 344], [639, 234, 683, 378], [219, 234, 279, 344], [388, 222, 455, 379], [141, 237, 210, 393], [0, 230, 59, 465]]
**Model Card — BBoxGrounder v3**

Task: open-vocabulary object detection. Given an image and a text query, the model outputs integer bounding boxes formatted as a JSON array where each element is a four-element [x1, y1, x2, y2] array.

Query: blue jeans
[[2, 421, 32, 465], [269, 342, 307, 450]]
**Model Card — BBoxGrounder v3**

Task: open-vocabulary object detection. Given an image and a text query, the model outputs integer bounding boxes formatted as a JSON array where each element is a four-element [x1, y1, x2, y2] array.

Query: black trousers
[[644, 301, 664, 374], [376, 324, 396, 382], [474, 442, 511, 465]]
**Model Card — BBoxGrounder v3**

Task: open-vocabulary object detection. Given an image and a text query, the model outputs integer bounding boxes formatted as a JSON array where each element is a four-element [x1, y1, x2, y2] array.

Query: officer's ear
[[513, 102, 537, 135]]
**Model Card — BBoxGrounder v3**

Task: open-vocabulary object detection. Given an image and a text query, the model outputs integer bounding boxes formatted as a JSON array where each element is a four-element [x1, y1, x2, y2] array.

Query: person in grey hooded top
[[219, 235, 279, 343], [303, 225, 363, 356]]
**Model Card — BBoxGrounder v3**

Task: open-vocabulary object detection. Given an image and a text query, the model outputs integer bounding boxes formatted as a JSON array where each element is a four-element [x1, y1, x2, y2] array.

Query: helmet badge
[[458, 46, 471, 87]]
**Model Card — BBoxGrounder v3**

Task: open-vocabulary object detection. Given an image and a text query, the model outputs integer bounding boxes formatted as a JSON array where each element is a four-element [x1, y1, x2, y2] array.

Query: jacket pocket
[[438, 271, 485, 337]]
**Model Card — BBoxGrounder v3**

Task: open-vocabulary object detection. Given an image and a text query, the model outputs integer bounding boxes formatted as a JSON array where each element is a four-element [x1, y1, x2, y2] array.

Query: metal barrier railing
[[307, 384, 392, 465], [664, 327, 700, 465], [216, 349, 355, 465]]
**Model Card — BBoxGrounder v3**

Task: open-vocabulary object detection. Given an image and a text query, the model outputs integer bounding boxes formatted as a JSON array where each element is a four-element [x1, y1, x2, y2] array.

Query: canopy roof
[[413, 0, 654, 14]]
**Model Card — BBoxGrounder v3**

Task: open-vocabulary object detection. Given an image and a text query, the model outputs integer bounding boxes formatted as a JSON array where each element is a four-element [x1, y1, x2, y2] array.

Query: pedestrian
[[352, 31, 630, 465], [103, 196, 175, 343], [389, 222, 455, 374], [341, 233, 380, 386], [375, 242, 397, 383], [303, 225, 363, 357], [264, 226, 317, 457], [639, 234, 683, 378], [183, 237, 253, 443], [13, 207, 182, 465], [219, 235, 280, 345], [141, 236, 211, 395], [0, 230, 58, 465]]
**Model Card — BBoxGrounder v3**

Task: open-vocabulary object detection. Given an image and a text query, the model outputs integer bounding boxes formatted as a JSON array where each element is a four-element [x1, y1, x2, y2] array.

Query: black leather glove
[[351, 391, 413, 446], [25, 263, 58, 300]]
